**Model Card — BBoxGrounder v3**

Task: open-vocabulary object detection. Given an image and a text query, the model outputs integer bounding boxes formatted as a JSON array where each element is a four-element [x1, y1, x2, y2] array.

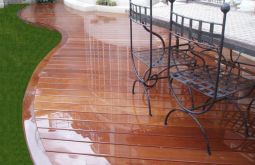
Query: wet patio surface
[[21, 2, 255, 165]]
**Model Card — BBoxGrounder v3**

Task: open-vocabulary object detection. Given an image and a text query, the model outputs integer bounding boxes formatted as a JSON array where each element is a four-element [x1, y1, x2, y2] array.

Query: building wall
[[0, 0, 4, 8], [110, 0, 160, 6], [77, 0, 160, 6]]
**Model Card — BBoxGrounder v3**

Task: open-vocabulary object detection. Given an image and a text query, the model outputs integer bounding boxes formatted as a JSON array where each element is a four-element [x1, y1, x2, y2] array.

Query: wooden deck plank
[[21, 2, 255, 165], [42, 139, 254, 165], [46, 152, 214, 165], [38, 129, 255, 152]]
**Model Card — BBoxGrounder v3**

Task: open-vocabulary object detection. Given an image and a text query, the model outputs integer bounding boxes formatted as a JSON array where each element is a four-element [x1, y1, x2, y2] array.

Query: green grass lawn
[[0, 4, 61, 164]]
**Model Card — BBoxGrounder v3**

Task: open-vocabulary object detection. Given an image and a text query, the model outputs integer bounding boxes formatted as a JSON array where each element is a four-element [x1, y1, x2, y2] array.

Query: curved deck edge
[[18, 5, 67, 165]]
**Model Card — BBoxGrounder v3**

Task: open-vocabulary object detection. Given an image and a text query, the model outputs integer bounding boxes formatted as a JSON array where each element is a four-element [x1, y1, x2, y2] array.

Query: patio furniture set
[[129, 0, 255, 155]]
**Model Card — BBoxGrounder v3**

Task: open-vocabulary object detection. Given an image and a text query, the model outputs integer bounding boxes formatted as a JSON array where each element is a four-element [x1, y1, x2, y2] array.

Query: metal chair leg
[[188, 87, 195, 109], [132, 79, 138, 94], [143, 85, 152, 116], [164, 109, 177, 125], [187, 111, 211, 155], [234, 101, 249, 137], [246, 98, 255, 137], [164, 108, 211, 155]]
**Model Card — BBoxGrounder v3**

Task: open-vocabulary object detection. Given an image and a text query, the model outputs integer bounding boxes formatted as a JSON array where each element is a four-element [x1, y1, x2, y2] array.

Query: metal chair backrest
[[130, 2, 151, 26], [169, 0, 230, 51], [168, 0, 230, 99]]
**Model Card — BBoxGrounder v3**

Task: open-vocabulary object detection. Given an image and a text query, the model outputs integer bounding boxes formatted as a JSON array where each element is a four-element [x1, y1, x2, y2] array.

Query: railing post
[[214, 3, 230, 99]]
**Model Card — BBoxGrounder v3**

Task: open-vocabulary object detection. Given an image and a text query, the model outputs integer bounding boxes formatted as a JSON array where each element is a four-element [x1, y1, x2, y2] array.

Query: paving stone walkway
[[153, 2, 255, 56]]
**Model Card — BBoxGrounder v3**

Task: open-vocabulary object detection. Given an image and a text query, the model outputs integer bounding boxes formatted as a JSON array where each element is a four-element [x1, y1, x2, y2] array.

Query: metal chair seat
[[171, 66, 255, 98], [133, 47, 195, 68]]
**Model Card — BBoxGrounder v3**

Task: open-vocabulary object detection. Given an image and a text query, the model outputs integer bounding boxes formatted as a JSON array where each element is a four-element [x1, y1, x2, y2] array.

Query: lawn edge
[[18, 4, 67, 165]]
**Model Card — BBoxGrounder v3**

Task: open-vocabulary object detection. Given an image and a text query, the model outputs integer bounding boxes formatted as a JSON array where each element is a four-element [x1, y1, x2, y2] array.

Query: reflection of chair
[[247, 97, 255, 136], [130, 0, 195, 115], [165, 0, 255, 155]]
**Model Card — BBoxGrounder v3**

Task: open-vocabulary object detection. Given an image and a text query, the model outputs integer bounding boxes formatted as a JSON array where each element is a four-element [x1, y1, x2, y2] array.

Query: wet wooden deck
[[21, 2, 255, 165]]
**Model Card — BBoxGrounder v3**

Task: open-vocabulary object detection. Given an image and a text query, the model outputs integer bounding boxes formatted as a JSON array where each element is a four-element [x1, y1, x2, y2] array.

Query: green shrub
[[96, 0, 117, 6]]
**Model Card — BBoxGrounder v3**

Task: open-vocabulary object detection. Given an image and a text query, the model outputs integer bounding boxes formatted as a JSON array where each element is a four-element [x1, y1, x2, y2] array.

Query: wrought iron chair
[[129, 0, 195, 115], [165, 0, 255, 155], [130, 0, 168, 116]]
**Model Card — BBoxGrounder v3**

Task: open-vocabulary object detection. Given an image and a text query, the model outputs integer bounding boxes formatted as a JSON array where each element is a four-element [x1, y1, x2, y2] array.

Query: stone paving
[[153, 2, 255, 56], [63, 0, 255, 56]]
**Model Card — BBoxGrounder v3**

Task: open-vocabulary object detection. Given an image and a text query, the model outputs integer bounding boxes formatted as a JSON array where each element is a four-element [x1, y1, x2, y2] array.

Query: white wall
[[77, 0, 160, 6], [64, 0, 162, 13], [85, 0, 96, 5], [0, 0, 4, 8], [116, 0, 129, 6], [80, 0, 127, 6], [114, 0, 160, 6]]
